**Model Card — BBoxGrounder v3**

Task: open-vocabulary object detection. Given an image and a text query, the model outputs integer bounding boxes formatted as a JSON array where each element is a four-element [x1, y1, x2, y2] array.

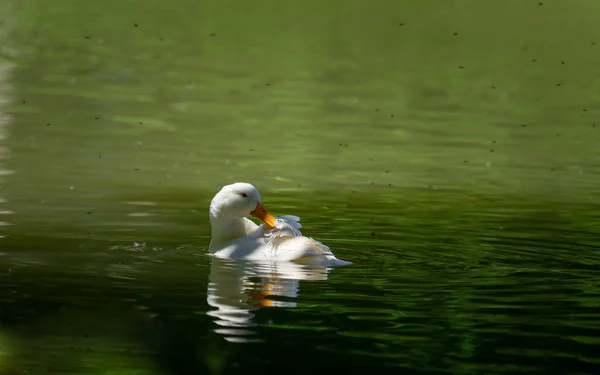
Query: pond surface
[[0, 0, 599, 374]]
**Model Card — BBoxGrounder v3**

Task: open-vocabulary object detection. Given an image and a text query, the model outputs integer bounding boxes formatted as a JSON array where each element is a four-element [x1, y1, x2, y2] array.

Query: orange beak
[[250, 202, 277, 228]]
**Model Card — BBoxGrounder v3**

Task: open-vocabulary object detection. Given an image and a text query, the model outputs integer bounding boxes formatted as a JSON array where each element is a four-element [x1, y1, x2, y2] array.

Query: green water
[[1, 0, 599, 373]]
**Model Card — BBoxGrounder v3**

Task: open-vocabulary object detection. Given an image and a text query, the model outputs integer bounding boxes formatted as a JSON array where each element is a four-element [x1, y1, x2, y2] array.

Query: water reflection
[[206, 257, 329, 343]]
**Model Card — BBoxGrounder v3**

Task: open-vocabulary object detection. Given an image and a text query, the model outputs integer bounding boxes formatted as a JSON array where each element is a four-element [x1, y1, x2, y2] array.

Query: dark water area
[[1, 1, 599, 374]]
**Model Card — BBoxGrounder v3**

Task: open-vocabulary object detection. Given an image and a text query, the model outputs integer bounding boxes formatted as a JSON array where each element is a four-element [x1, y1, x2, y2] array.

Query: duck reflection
[[206, 257, 330, 342]]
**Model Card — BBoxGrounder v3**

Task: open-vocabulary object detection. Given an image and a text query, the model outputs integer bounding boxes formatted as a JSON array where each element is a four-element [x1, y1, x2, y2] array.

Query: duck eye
[[240, 193, 248, 198]]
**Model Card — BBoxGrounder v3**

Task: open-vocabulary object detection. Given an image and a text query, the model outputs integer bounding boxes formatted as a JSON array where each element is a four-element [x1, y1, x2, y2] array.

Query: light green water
[[0, 1, 599, 374]]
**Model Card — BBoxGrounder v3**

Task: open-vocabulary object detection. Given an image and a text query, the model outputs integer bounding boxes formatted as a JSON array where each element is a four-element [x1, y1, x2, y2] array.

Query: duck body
[[208, 183, 351, 266]]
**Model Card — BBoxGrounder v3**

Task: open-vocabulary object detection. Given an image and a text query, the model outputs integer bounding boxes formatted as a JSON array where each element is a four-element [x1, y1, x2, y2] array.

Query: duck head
[[209, 182, 276, 227]]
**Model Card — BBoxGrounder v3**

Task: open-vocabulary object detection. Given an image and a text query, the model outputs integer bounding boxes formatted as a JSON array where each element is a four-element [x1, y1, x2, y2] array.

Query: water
[[1, 0, 600, 373]]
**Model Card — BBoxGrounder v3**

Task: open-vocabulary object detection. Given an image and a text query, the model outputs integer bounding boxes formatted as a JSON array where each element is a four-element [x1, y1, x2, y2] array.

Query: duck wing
[[265, 215, 303, 238], [263, 216, 351, 266]]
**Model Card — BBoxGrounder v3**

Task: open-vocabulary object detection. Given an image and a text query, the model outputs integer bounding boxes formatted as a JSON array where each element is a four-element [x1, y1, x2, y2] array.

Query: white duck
[[209, 182, 351, 266]]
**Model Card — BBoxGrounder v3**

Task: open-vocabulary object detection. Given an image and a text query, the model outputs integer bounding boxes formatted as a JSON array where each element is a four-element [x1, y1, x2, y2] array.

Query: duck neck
[[209, 213, 248, 247]]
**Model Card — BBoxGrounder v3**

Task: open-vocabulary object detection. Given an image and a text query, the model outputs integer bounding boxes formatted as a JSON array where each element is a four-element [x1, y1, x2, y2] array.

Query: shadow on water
[[0, 245, 342, 374], [0, 195, 599, 374]]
